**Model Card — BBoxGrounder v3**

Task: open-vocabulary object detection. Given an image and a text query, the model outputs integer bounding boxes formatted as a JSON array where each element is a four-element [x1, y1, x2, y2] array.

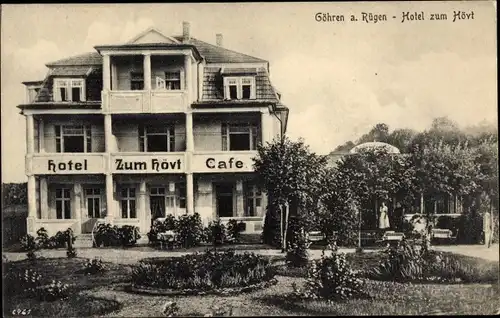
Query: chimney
[[216, 33, 223, 47], [182, 21, 190, 42]]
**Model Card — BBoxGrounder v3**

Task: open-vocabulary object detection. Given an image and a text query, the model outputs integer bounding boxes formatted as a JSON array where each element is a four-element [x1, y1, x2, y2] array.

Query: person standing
[[484, 210, 492, 248], [379, 201, 390, 230]]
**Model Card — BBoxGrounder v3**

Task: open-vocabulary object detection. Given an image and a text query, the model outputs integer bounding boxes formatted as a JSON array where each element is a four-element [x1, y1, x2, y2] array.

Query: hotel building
[[19, 22, 289, 236]]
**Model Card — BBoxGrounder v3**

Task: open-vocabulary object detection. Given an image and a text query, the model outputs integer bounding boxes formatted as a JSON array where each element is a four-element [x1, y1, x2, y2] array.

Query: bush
[[226, 219, 245, 244], [162, 301, 180, 317], [20, 234, 37, 251], [66, 247, 77, 258], [286, 217, 310, 268], [147, 215, 177, 244], [35, 228, 77, 249], [292, 250, 366, 301], [262, 201, 283, 248], [207, 219, 227, 246], [368, 239, 428, 282], [4, 269, 43, 297], [132, 249, 276, 291], [83, 258, 107, 274], [94, 224, 140, 247], [175, 213, 205, 248], [36, 280, 70, 301]]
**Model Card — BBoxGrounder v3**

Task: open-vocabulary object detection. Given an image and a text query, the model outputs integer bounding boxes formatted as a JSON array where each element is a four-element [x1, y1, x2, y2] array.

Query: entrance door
[[216, 183, 234, 217], [82, 188, 101, 233]]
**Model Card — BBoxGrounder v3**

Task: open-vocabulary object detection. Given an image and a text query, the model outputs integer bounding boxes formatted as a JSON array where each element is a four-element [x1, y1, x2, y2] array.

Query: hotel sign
[[192, 152, 256, 173], [30, 155, 106, 174], [111, 154, 185, 173]]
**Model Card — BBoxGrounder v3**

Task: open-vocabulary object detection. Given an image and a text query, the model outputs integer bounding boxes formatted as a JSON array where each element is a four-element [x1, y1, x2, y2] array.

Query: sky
[[1, 2, 497, 182]]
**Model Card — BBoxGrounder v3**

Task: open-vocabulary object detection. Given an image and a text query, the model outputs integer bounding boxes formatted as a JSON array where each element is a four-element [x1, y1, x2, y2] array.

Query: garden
[[3, 119, 499, 316]]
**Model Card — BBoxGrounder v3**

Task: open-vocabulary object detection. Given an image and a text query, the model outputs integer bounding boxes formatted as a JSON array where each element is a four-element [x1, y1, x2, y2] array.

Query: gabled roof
[[50, 66, 95, 77], [127, 27, 181, 45], [46, 52, 102, 67], [174, 36, 267, 64]]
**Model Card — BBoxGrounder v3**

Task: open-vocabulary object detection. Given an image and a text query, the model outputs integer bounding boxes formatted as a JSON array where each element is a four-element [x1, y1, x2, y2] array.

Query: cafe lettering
[[206, 157, 244, 169]]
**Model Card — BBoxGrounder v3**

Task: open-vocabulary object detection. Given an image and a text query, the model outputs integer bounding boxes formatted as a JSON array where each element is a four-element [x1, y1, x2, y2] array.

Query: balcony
[[110, 152, 186, 174], [27, 153, 106, 175], [191, 151, 258, 173], [104, 90, 188, 114]]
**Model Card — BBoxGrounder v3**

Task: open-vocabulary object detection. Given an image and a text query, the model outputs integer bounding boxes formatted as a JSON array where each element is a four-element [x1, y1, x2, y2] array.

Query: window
[[139, 125, 175, 152], [120, 188, 136, 218], [53, 79, 85, 102], [130, 72, 144, 90], [55, 125, 92, 153], [245, 183, 262, 217], [176, 183, 186, 209], [221, 123, 260, 151], [85, 188, 101, 218], [223, 77, 256, 100], [55, 188, 71, 219]]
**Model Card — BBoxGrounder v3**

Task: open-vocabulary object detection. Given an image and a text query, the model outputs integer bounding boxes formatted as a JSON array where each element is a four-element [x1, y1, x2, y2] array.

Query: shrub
[[175, 213, 205, 248], [132, 249, 275, 291], [262, 201, 283, 248], [20, 234, 38, 252], [286, 216, 310, 268], [94, 224, 140, 247], [119, 225, 141, 246], [148, 215, 177, 244], [162, 301, 179, 317], [36, 227, 51, 248], [66, 247, 77, 258], [4, 269, 43, 297], [83, 258, 106, 274], [207, 219, 227, 246], [36, 280, 70, 301], [368, 239, 427, 282], [226, 219, 245, 244], [292, 250, 366, 301]]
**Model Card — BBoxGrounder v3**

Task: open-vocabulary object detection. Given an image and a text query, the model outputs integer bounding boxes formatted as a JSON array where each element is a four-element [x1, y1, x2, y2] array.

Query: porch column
[[236, 180, 245, 217], [40, 177, 48, 219], [105, 174, 114, 224], [139, 180, 147, 233], [104, 114, 113, 153], [26, 115, 35, 154], [261, 108, 271, 144], [184, 54, 192, 103], [186, 173, 194, 214], [143, 53, 151, 91], [38, 119, 45, 153], [73, 183, 82, 233], [103, 54, 111, 91], [27, 175, 37, 235], [186, 112, 194, 152]]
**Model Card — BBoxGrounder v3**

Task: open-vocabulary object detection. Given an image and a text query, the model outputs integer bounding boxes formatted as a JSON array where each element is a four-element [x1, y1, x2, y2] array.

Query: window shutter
[[85, 125, 92, 152], [169, 126, 175, 152], [55, 125, 62, 152], [221, 123, 228, 151], [138, 124, 145, 152]]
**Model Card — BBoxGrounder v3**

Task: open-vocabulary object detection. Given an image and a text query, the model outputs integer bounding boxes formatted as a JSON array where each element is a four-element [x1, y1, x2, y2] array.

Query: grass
[[2, 251, 500, 316]]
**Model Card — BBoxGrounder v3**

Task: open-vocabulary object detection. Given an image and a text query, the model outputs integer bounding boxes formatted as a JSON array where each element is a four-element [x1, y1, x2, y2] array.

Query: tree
[[253, 136, 328, 249], [2, 183, 28, 207]]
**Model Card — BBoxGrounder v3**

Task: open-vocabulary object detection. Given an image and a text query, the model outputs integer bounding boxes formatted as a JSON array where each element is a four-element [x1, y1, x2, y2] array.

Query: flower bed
[[131, 249, 276, 294]]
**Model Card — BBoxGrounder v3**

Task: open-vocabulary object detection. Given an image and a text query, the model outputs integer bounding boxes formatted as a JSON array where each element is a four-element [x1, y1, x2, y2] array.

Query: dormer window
[[223, 77, 256, 100], [53, 79, 85, 102]]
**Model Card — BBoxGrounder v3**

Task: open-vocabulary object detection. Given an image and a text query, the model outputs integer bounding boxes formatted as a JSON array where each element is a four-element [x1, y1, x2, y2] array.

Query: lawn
[[3, 252, 499, 317]]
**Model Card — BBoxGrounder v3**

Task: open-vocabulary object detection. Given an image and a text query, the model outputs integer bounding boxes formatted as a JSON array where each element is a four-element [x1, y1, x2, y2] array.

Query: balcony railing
[[27, 153, 106, 175], [110, 152, 187, 173], [104, 90, 187, 113]]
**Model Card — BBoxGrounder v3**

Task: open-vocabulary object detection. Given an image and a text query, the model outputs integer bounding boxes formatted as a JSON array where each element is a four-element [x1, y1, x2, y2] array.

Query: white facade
[[21, 25, 288, 236]]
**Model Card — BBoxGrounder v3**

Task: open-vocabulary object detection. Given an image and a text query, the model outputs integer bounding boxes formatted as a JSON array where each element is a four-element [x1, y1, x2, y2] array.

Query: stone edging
[[128, 278, 278, 296]]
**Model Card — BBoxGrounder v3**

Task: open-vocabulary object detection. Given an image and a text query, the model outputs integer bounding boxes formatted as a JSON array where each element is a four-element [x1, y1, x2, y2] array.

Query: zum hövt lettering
[[115, 158, 182, 171]]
